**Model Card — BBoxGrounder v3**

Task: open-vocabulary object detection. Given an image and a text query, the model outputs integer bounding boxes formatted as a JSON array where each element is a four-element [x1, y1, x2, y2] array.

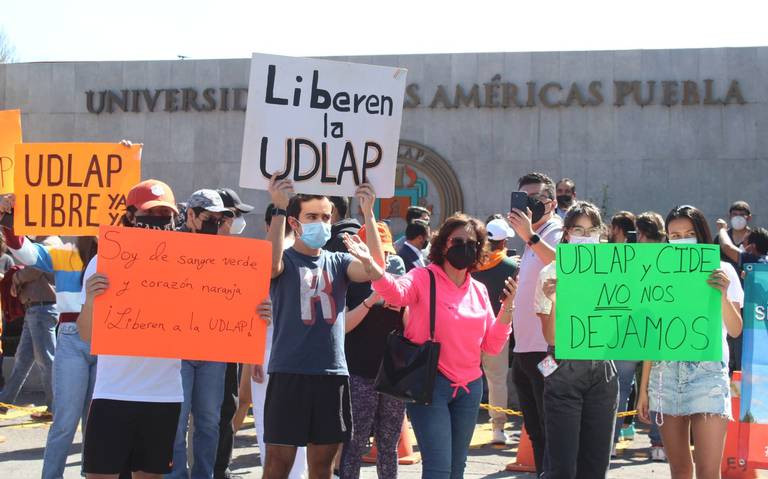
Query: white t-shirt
[[721, 261, 744, 363], [83, 256, 183, 403], [513, 217, 563, 353]]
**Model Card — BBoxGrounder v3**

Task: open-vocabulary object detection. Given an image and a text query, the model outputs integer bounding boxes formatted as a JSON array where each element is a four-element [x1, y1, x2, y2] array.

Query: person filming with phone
[[505, 172, 563, 476]]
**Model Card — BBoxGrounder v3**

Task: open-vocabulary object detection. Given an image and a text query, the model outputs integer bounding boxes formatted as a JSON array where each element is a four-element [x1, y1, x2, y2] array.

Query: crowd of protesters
[[0, 159, 760, 479]]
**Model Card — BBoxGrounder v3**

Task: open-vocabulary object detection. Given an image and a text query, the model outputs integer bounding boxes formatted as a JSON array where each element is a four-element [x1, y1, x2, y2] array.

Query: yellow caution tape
[[0, 401, 48, 415], [480, 403, 637, 418]]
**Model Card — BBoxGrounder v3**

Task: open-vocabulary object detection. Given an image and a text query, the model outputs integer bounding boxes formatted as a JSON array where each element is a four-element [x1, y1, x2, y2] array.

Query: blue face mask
[[299, 221, 332, 249]]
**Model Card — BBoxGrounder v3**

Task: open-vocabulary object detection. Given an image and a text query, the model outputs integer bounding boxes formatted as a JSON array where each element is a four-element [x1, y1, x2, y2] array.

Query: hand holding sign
[[355, 183, 377, 217], [707, 269, 731, 294], [268, 173, 294, 210], [84, 273, 110, 304]]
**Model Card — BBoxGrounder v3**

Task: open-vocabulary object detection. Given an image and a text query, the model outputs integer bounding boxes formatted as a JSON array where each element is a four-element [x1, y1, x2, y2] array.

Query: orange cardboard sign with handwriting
[[92, 225, 271, 363], [14, 143, 141, 236], [0, 109, 22, 194]]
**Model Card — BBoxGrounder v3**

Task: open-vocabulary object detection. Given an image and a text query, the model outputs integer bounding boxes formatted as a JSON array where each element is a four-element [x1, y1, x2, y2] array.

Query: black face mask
[[528, 196, 547, 224], [199, 218, 219, 235], [445, 243, 477, 270], [556, 195, 573, 210], [135, 216, 174, 231]]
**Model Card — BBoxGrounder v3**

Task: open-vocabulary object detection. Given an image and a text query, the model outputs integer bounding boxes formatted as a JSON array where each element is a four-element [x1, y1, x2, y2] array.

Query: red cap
[[358, 222, 396, 255], [126, 179, 179, 214]]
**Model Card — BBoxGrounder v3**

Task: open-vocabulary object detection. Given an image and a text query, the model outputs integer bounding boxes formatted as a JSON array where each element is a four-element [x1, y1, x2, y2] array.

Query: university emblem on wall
[[374, 141, 463, 237]]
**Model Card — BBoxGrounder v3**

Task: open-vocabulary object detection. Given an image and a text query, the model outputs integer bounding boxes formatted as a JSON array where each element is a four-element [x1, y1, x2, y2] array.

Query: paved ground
[[0, 392, 704, 478]]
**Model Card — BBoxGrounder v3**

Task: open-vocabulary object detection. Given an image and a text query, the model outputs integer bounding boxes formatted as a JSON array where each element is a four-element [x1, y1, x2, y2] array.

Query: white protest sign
[[240, 53, 407, 198]]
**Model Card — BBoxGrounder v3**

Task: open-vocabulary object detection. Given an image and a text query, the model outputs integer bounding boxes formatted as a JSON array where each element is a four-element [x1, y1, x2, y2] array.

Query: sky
[[2, 1, 768, 63]]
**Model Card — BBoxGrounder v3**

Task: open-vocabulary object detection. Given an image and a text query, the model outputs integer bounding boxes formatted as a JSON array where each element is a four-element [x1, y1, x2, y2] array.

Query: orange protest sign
[[92, 225, 271, 364], [0, 109, 22, 194], [14, 143, 141, 236], [94, 173, 136, 228]]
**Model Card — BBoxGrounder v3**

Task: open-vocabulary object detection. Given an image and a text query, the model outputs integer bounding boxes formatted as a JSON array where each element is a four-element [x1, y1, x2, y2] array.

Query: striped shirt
[[3, 228, 83, 321]]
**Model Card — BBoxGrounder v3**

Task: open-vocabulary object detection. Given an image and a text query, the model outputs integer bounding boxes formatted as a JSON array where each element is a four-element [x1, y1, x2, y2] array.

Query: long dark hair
[[77, 237, 98, 285], [635, 212, 666, 242], [664, 205, 712, 243], [428, 213, 488, 272]]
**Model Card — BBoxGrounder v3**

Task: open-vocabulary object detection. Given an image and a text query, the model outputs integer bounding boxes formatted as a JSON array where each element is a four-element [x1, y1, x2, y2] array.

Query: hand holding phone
[[510, 191, 529, 213]]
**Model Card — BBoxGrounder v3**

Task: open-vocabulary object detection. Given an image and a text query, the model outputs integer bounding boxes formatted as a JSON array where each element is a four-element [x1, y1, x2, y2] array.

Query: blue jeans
[[42, 322, 97, 479], [613, 360, 638, 442], [613, 360, 662, 446], [168, 360, 226, 479], [406, 373, 482, 479], [0, 304, 58, 410]]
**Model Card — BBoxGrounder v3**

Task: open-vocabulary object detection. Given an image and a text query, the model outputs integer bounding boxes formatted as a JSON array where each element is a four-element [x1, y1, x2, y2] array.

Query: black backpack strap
[[427, 269, 436, 340]]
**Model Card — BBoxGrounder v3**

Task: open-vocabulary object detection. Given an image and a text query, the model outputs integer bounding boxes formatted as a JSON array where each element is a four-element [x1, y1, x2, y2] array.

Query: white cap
[[487, 219, 515, 241]]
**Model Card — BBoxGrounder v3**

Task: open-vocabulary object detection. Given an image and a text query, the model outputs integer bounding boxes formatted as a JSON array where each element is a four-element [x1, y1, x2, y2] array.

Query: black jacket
[[324, 218, 362, 253]]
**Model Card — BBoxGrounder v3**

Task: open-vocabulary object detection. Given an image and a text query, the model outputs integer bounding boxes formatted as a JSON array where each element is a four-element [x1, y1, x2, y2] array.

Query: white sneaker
[[650, 446, 667, 462], [491, 428, 508, 445]]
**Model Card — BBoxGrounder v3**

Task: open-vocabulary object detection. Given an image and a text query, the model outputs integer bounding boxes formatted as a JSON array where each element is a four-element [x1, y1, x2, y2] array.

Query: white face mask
[[669, 237, 698, 245], [568, 235, 600, 245], [231, 216, 246, 235], [731, 215, 748, 231]]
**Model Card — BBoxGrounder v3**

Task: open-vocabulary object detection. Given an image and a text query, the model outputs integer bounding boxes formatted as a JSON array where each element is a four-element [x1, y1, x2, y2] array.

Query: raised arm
[[508, 209, 556, 264], [267, 174, 294, 279], [716, 219, 741, 264], [345, 184, 385, 282]]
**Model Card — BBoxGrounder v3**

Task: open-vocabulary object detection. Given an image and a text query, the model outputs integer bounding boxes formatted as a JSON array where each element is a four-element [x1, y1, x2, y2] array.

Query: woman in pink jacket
[[371, 213, 516, 479]]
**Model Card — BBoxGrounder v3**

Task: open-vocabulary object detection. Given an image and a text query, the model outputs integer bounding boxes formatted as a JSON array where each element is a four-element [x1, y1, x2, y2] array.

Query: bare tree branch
[[0, 30, 17, 64]]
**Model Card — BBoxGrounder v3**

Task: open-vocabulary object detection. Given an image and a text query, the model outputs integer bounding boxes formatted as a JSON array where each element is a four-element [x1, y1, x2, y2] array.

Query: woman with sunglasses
[[536, 201, 619, 479], [634, 205, 742, 479], [371, 213, 516, 479]]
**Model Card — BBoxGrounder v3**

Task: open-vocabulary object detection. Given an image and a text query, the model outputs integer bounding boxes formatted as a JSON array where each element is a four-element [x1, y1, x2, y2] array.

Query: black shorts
[[83, 399, 181, 474], [264, 373, 352, 446]]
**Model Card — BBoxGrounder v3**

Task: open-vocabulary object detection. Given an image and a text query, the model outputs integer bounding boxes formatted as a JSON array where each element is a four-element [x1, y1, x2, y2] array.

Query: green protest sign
[[554, 243, 722, 361]]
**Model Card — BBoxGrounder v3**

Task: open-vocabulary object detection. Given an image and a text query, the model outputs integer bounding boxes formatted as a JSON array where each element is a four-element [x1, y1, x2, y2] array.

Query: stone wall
[[1, 47, 766, 236]]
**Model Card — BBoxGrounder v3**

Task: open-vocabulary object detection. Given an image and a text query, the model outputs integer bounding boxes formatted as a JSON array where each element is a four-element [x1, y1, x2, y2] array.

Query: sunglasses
[[448, 237, 479, 247]]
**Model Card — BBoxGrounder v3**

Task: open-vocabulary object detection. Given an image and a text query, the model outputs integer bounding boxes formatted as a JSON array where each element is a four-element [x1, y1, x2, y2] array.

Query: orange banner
[[92, 226, 271, 364], [0, 109, 22, 194], [14, 143, 141, 236]]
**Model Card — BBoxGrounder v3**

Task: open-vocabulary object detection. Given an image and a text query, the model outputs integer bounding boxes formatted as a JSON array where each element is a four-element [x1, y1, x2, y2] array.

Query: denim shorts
[[648, 360, 731, 419]]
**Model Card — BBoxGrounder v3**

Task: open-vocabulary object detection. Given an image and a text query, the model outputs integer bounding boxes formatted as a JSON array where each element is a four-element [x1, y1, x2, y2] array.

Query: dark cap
[[187, 189, 235, 217], [217, 188, 254, 214]]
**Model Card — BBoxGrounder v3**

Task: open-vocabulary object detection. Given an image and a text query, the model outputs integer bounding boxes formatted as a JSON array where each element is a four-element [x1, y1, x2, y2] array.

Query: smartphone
[[510, 191, 529, 213], [627, 230, 637, 243], [506, 248, 517, 257]]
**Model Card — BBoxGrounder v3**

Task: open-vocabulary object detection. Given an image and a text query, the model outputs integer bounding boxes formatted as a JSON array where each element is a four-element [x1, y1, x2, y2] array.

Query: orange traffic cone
[[506, 425, 537, 473], [363, 417, 421, 465]]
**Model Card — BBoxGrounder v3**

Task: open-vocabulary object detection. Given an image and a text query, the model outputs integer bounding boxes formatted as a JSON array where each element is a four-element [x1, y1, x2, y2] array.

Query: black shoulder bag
[[374, 269, 440, 405]]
